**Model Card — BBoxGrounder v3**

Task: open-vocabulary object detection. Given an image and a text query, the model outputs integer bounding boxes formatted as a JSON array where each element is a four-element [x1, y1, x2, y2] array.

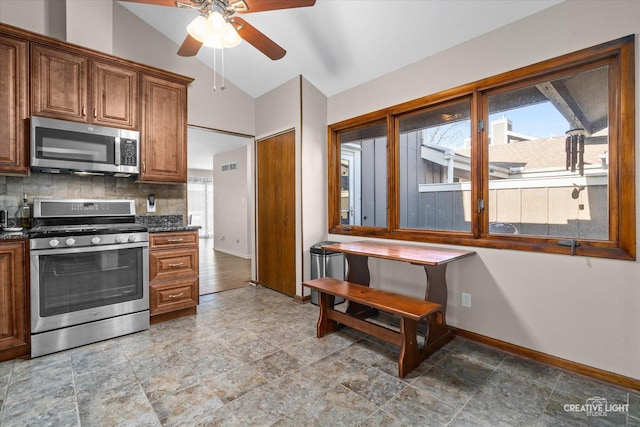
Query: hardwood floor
[[199, 238, 251, 295]]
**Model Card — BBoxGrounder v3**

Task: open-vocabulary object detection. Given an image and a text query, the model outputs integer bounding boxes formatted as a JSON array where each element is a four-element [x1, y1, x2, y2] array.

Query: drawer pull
[[168, 292, 185, 299], [167, 238, 184, 243], [168, 262, 184, 268]]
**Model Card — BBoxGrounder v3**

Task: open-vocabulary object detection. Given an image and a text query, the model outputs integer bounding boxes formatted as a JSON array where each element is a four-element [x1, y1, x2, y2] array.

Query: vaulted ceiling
[[118, 0, 562, 98]]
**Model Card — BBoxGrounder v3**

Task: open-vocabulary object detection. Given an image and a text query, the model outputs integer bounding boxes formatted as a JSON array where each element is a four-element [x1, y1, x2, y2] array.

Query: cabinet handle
[[168, 262, 184, 268], [167, 238, 184, 243], [168, 292, 184, 299], [93, 107, 97, 118], [82, 105, 86, 117]]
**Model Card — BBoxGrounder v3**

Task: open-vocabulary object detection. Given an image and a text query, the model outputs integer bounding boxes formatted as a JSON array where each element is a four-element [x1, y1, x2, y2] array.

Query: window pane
[[339, 122, 387, 227], [486, 65, 609, 239], [398, 101, 472, 231]]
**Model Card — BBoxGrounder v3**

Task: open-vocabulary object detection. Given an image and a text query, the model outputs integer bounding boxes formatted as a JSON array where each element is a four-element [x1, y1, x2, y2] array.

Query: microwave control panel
[[120, 139, 138, 166]]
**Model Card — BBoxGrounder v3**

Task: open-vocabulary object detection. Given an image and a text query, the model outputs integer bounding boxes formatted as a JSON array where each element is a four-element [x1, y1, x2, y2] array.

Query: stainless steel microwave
[[31, 116, 140, 177]]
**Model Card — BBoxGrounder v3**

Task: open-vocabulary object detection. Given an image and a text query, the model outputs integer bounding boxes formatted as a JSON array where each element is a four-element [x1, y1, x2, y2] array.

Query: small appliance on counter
[[0, 209, 8, 230]]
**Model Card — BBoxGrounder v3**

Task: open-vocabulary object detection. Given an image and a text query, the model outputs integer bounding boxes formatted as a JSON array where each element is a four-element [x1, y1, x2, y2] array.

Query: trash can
[[310, 241, 345, 306]]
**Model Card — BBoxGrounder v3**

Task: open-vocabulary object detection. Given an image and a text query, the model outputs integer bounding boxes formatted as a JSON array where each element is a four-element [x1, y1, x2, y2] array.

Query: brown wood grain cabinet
[[149, 231, 199, 323], [0, 240, 29, 362], [31, 44, 138, 130], [0, 34, 29, 175], [139, 74, 190, 183], [91, 60, 138, 130]]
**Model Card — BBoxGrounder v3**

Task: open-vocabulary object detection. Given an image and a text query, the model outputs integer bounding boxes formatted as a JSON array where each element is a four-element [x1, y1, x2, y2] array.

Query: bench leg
[[422, 311, 455, 358], [317, 292, 339, 337], [398, 317, 421, 378]]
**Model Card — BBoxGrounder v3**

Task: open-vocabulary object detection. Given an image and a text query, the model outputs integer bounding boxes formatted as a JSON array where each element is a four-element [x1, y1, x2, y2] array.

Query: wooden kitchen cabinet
[[139, 74, 190, 183], [91, 60, 138, 129], [0, 34, 29, 174], [149, 230, 199, 323], [0, 240, 29, 362], [31, 44, 138, 130]]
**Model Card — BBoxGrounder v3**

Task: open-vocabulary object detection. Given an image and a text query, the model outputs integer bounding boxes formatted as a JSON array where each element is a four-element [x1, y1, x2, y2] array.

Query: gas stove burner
[[29, 198, 148, 242], [28, 223, 148, 238]]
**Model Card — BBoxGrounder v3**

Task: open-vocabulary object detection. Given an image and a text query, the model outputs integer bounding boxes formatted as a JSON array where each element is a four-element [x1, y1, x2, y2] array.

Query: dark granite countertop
[[0, 215, 200, 240], [0, 230, 28, 240], [136, 215, 200, 234], [147, 225, 201, 233]]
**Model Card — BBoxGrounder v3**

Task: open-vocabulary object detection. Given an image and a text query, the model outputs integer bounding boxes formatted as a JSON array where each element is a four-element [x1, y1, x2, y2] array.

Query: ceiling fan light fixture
[[186, 15, 208, 43], [203, 34, 224, 49], [206, 10, 227, 37], [222, 23, 241, 48]]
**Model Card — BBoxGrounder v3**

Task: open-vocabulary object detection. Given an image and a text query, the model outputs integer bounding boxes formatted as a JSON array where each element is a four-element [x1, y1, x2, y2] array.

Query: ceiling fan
[[119, 0, 316, 60]]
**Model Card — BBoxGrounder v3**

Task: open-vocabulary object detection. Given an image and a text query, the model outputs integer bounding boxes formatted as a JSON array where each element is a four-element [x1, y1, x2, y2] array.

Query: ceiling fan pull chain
[[213, 47, 217, 91], [221, 48, 226, 91]]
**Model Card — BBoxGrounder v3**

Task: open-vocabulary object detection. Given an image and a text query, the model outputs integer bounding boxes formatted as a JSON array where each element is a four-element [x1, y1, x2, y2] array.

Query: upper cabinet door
[[91, 61, 138, 130], [0, 34, 29, 174], [31, 44, 89, 122], [139, 74, 188, 183]]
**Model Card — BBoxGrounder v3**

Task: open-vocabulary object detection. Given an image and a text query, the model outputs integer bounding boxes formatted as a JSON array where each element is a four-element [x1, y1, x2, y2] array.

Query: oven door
[[30, 241, 149, 334]]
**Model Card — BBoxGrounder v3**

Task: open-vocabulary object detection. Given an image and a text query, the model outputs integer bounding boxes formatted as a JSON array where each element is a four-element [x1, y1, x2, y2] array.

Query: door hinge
[[478, 120, 485, 132], [477, 199, 485, 212]]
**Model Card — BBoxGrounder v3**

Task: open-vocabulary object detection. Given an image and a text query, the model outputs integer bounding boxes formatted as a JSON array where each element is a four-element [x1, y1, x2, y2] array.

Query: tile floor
[[0, 286, 638, 426]]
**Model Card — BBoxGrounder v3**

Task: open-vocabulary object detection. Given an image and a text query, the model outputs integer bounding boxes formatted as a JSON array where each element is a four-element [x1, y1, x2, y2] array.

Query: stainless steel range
[[29, 199, 149, 357]]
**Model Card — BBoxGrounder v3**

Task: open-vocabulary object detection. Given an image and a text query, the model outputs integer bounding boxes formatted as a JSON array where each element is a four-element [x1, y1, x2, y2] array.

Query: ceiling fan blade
[[232, 17, 286, 60], [117, 0, 181, 6], [177, 34, 203, 56], [232, 0, 316, 13]]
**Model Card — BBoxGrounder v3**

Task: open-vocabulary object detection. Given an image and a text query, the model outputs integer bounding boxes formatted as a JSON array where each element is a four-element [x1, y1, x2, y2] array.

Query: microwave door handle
[[114, 137, 121, 166]]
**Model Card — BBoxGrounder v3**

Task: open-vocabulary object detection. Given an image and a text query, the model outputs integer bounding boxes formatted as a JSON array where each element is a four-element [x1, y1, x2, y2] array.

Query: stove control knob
[[128, 235, 137, 242], [49, 239, 60, 248], [115, 235, 127, 243], [65, 238, 76, 246], [91, 237, 101, 245]]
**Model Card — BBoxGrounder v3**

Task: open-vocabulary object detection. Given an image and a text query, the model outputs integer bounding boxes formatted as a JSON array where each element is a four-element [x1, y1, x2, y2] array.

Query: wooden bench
[[303, 277, 443, 378]]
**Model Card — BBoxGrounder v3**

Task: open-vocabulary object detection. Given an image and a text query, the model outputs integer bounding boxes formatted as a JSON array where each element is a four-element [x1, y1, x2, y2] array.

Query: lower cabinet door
[[150, 277, 198, 316], [0, 241, 29, 361], [149, 248, 198, 282]]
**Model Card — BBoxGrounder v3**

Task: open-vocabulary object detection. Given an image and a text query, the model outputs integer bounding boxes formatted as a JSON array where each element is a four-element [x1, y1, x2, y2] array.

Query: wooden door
[[0, 241, 29, 362], [0, 34, 28, 174], [139, 74, 188, 183], [91, 61, 138, 130], [31, 44, 89, 122], [257, 130, 296, 297]]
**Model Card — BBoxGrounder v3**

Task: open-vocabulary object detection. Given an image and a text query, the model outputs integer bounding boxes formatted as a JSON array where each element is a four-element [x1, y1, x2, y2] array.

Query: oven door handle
[[31, 241, 149, 255]]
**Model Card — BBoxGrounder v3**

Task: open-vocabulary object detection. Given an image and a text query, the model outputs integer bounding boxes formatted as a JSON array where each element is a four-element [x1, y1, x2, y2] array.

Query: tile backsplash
[[0, 173, 186, 223]]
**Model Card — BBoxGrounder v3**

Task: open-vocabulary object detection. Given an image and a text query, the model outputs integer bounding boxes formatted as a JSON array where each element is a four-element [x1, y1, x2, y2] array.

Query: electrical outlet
[[462, 293, 471, 308], [146, 199, 156, 213]]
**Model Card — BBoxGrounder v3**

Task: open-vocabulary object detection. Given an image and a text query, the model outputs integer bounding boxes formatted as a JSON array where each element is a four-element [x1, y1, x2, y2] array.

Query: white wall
[[301, 76, 328, 294], [0, 0, 57, 36], [325, 0, 640, 380], [213, 146, 251, 258], [255, 77, 303, 292], [66, 0, 112, 53]]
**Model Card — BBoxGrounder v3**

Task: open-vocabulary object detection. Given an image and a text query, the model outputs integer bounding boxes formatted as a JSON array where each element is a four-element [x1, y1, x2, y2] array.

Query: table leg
[[344, 253, 375, 317], [344, 253, 370, 285], [424, 264, 448, 313], [422, 264, 455, 355]]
